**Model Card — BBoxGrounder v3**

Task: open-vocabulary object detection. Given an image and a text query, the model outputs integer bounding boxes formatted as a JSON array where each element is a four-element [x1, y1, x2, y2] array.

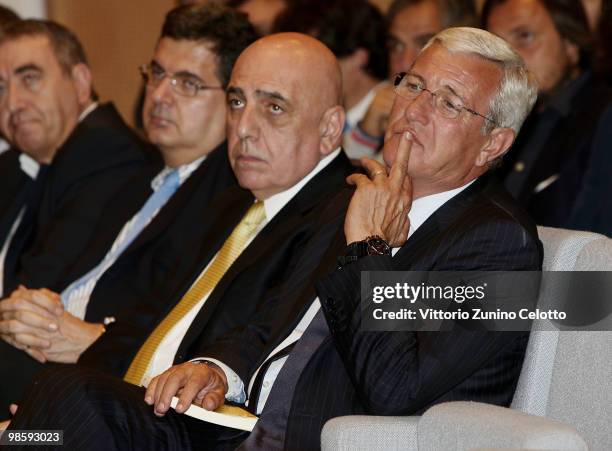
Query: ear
[[71, 63, 93, 106], [563, 39, 580, 67], [319, 105, 345, 156], [475, 127, 516, 167]]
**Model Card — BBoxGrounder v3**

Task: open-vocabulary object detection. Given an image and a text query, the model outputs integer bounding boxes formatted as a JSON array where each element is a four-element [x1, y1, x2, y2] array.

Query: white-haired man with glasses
[[171, 26, 543, 449], [0, 4, 256, 417], [3, 28, 544, 450]]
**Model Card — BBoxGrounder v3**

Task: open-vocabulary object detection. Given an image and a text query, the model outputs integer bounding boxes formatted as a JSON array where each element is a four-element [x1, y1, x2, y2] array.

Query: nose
[[233, 104, 259, 142], [148, 77, 174, 104], [4, 80, 25, 113], [402, 89, 431, 125]]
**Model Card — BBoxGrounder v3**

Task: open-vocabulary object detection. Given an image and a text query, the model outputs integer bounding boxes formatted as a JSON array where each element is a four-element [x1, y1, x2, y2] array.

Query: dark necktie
[[238, 309, 329, 450]]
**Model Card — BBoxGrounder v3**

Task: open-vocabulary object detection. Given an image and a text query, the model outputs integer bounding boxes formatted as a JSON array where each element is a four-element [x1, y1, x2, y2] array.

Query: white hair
[[423, 27, 538, 135]]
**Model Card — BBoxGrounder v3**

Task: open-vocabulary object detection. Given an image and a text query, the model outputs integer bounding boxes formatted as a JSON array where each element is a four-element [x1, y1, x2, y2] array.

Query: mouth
[[148, 114, 174, 128], [10, 118, 39, 134], [389, 127, 422, 148], [234, 153, 266, 167]]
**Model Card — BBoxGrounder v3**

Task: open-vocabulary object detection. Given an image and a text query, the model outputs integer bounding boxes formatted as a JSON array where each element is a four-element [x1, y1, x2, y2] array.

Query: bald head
[[236, 32, 342, 108], [226, 32, 345, 200]]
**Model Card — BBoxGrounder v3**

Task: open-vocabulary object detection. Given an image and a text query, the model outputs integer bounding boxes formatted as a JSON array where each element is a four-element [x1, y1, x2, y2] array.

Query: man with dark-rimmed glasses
[[0, 4, 256, 417]]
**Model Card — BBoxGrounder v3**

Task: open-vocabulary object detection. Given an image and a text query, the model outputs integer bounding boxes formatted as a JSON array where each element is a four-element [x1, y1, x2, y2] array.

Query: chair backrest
[[511, 226, 602, 415], [512, 227, 612, 450], [546, 236, 612, 451]]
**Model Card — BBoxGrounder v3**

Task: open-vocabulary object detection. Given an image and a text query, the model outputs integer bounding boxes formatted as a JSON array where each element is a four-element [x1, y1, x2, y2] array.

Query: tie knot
[[155, 168, 180, 192], [243, 200, 266, 228]]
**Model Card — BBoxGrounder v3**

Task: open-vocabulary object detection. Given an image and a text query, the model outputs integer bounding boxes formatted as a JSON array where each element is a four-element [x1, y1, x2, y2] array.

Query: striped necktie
[[124, 200, 266, 386]]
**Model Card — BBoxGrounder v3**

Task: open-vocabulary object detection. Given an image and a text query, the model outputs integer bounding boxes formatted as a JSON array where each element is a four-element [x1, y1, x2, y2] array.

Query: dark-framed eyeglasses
[[139, 63, 223, 97], [393, 72, 497, 126]]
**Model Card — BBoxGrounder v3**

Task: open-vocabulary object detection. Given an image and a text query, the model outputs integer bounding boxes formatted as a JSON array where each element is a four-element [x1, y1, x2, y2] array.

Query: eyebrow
[[227, 86, 245, 97], [15, 64, 43, 75], [151, 59, 203, 81], [255, 89, 288, 103]]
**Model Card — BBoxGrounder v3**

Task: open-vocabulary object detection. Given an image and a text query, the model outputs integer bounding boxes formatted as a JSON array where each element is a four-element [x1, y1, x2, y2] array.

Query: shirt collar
[[19, 152, 41, 179], [0, 138, 9, 155], [262, 148, 342, 221], [151, 155, 206, 191], [407, 179, 475, 237], [78, 102, 99, 122]]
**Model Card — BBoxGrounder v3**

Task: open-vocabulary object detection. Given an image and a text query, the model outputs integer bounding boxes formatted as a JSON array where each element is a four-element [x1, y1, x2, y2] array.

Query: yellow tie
[[124, 201, 266, 386]]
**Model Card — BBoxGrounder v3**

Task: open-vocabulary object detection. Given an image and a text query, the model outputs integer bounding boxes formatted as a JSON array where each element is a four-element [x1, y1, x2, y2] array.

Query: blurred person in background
[[484, 0, 612, 235], [355, 0, 478, 160], [228, 0, 287, 34], [0, 4, 19, 156], [273, 0, 389, 160], [0, 20, 150, 298]]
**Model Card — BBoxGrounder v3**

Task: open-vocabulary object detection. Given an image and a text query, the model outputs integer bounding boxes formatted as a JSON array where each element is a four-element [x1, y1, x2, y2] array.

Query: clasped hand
[[0, 286, 104, 363]]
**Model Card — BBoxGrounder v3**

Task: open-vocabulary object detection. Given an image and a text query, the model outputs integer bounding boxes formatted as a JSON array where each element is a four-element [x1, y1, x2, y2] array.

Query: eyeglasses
[[139, 64, 223, 97], [393, 72, 496, 125]]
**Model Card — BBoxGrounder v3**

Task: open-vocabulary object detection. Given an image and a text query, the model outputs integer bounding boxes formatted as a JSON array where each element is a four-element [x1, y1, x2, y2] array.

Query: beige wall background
[[48, 1, 175, 127]]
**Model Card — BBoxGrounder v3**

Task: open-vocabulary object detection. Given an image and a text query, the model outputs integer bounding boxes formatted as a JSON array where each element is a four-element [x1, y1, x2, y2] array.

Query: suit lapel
[[393, 176, 489, 268]]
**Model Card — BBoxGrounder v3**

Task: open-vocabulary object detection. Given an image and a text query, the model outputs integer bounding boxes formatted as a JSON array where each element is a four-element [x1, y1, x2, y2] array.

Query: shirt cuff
[[190, 357, 246, 403]]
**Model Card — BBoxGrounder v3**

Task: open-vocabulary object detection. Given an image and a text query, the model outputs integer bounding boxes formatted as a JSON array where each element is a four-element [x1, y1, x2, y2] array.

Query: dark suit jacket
[[79, 151, 354, 378], [0, 144, 234, 413], [0, 149, 27, 221], [2, 103, 152, 295], [567, 105, 612, 236], [499, 73, 612, 230], [239, 176, 543, 450], [0, 149, 39, 247], [57, 142, 235, 320]]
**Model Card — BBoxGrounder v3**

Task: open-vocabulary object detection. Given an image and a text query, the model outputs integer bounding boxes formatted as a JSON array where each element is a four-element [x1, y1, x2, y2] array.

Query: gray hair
[[423, 27, 538, 136]]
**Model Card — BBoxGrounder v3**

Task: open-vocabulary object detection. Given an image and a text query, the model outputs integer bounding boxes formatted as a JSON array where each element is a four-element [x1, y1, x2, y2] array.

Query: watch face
[[367, 236, 391, 255]]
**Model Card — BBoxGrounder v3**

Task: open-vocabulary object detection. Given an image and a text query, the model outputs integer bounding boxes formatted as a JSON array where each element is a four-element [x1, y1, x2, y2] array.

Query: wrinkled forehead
[[230, 46, 314, 104], [411, 44, 502, 104], [0, 35, 58, 70]]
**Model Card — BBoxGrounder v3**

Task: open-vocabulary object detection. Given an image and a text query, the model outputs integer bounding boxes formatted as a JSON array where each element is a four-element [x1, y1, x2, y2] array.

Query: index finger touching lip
[[389, 131, 412, 188]]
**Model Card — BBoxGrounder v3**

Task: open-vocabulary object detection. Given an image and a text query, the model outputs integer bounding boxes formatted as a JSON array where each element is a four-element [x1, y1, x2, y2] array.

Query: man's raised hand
[[344, 131, 413, 246]]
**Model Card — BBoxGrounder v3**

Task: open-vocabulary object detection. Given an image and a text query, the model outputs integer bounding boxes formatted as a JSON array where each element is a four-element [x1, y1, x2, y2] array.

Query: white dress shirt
[[0, 138, 9, 156], [0, 154, 41, 296], [79, 102, 98, 122], [228, 179, 476, 414], [61, 157, 205, 319], [140, 149, 342, 387]]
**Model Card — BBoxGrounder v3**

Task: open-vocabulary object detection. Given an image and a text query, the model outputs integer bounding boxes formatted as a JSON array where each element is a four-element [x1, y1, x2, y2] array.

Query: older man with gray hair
[[230, 26, 543, 449], [6, 28, 542, 451]]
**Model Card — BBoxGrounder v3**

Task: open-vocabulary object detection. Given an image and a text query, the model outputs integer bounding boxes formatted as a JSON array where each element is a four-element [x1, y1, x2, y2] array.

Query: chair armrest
[[321, 415, 419, 451], [418, 401, 588, 451]]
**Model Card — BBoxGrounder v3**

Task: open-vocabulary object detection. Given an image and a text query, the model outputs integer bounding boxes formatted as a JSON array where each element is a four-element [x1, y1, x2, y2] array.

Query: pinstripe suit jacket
[[249, 175, 543, 450]]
